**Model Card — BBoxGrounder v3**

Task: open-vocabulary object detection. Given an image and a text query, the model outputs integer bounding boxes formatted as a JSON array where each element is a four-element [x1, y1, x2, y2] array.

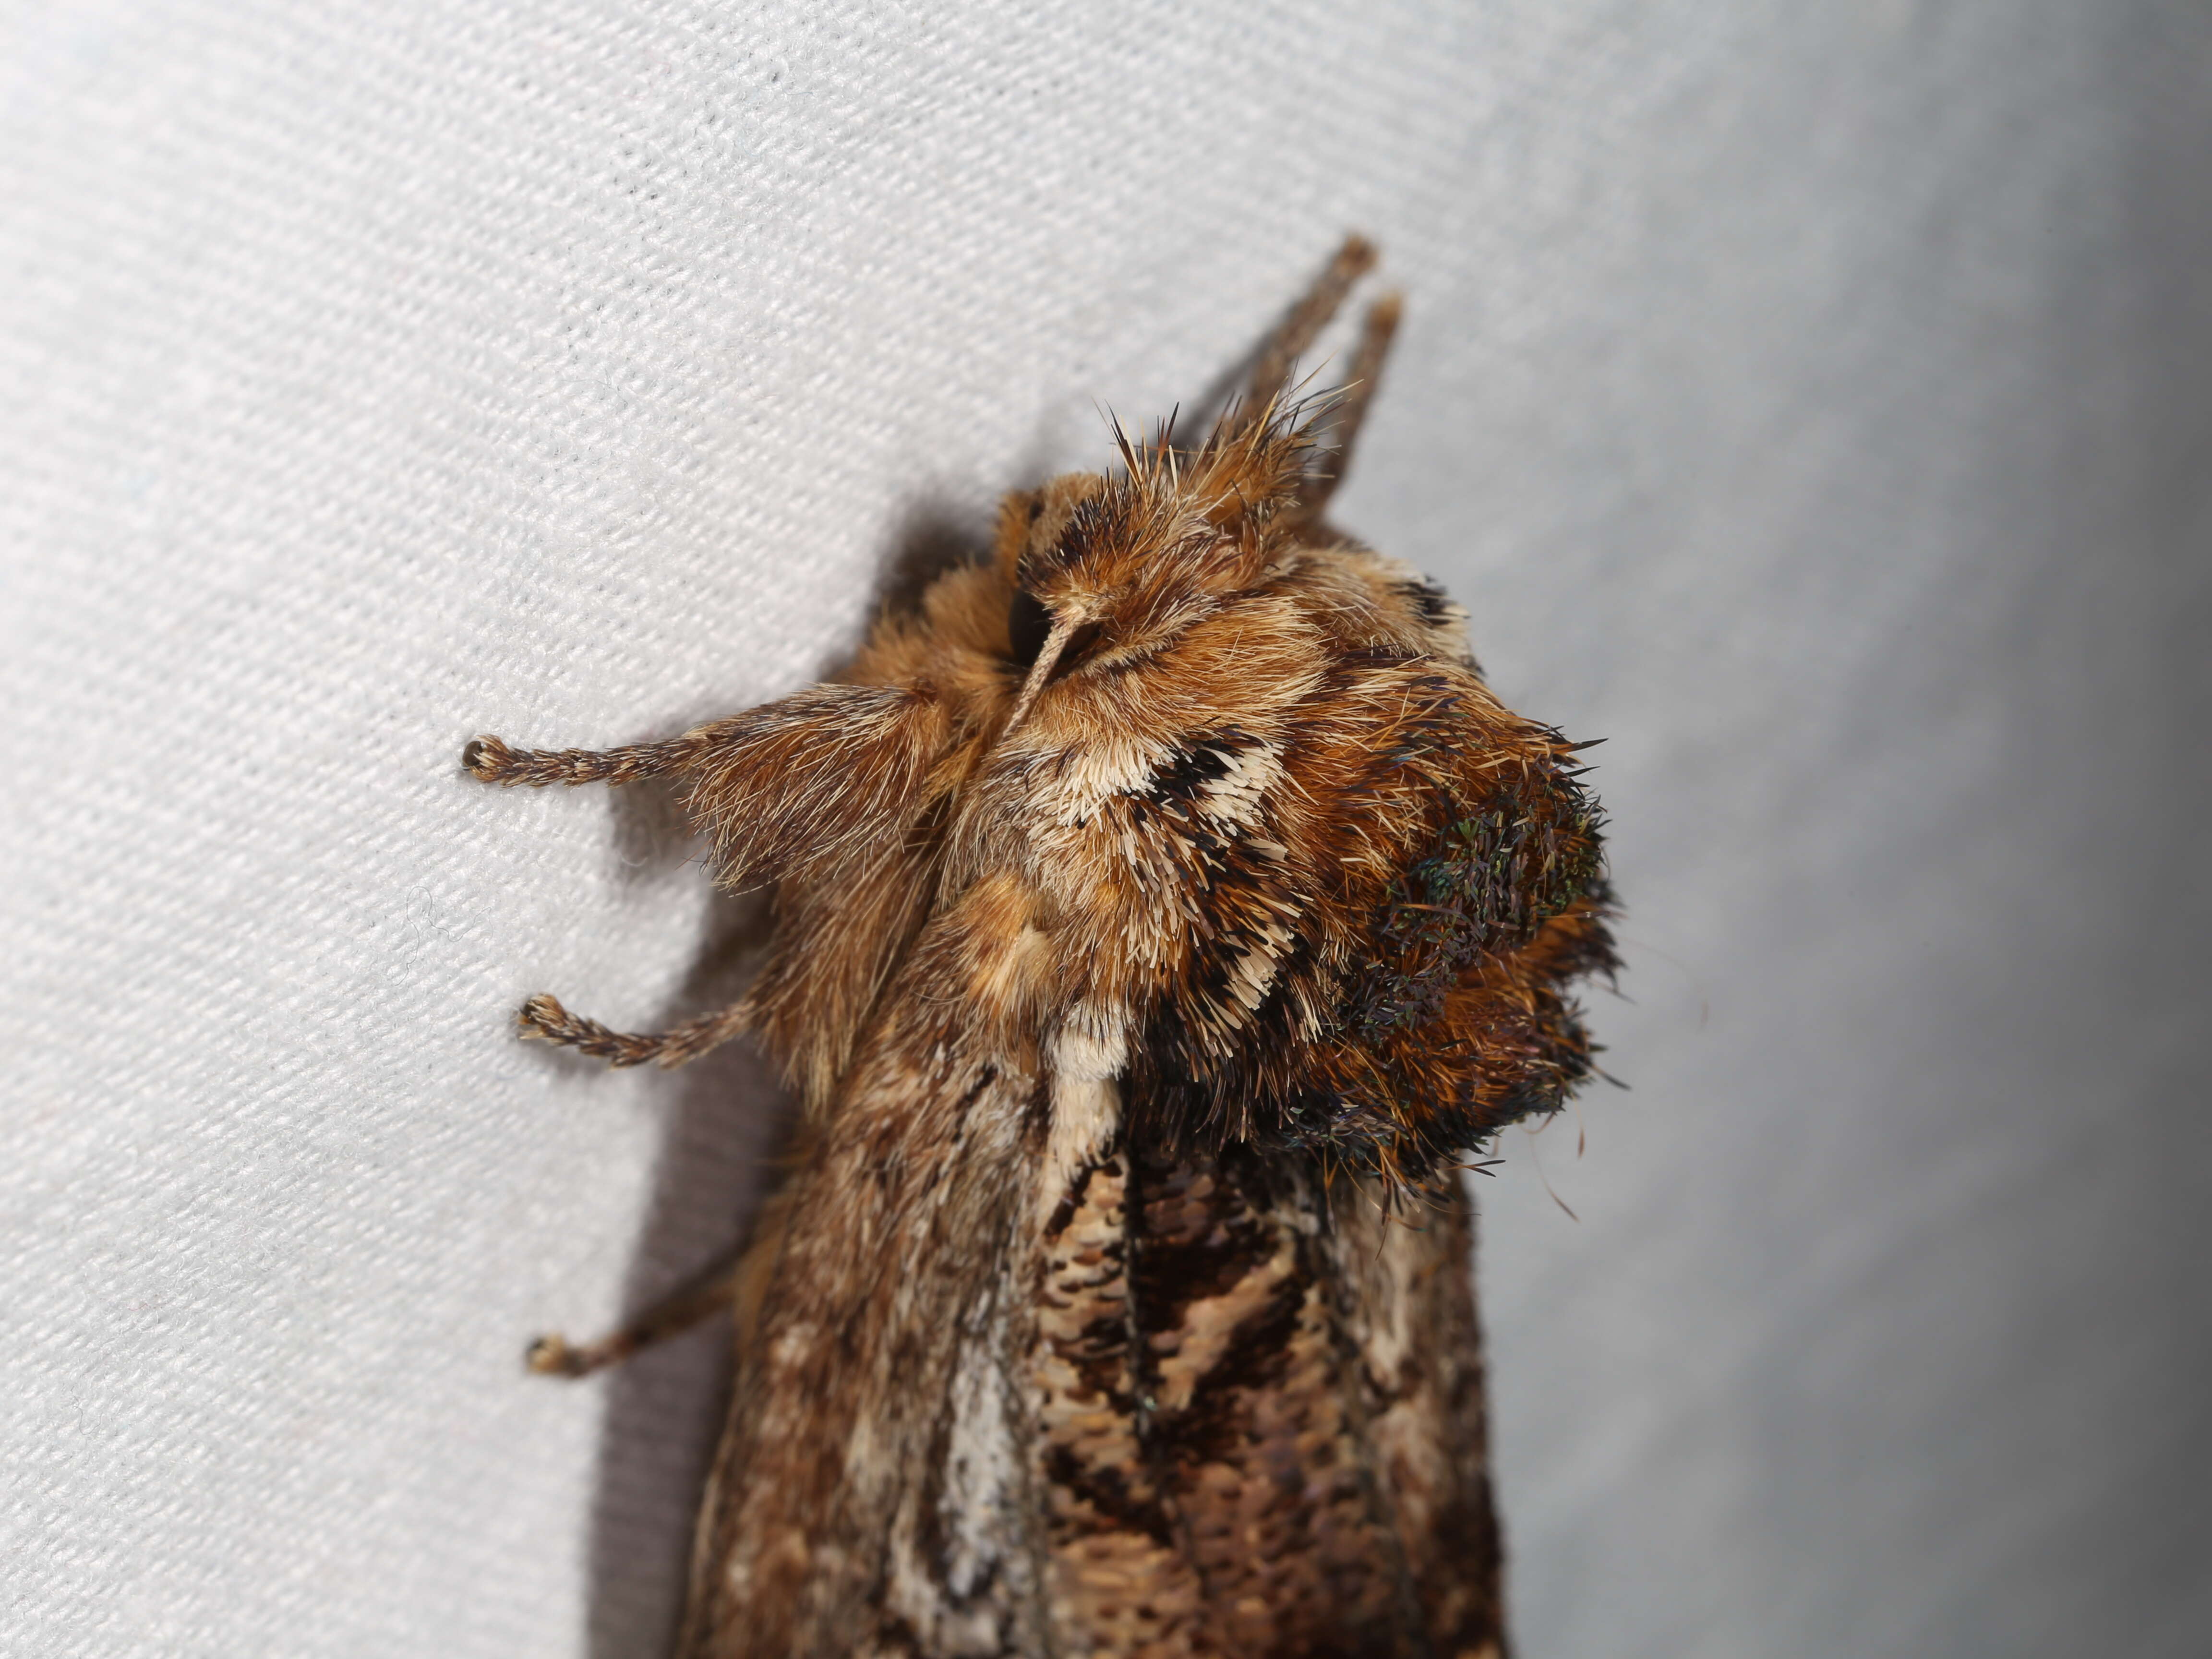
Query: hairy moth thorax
[[732, 397, 1615, 1190], [471, 418, 1611, 1194]]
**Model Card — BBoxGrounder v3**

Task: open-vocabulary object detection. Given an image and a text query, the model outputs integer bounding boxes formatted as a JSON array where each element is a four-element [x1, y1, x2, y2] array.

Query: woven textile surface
[[4, 2, 2209, 1655]]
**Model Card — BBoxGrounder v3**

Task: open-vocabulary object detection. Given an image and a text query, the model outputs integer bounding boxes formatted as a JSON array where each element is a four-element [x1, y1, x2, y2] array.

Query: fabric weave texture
[[3, 2, 2209, 1656]]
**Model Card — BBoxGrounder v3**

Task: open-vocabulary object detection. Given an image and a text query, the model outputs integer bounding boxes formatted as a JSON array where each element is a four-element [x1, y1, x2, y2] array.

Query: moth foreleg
[[517, 991, 754, 1068], [463, 731, 707, 787], [526, 1260, 742, 1378]]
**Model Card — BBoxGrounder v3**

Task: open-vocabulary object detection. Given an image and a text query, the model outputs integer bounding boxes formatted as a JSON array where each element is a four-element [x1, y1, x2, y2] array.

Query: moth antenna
[[1235, 233, 1379, 435], [1002, 610, 1085, 733], [1301, 291, 1403, 517]]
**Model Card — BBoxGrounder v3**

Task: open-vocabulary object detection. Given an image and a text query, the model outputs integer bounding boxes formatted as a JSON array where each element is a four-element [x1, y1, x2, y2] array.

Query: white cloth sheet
[[3, 1, 2208, 1654]]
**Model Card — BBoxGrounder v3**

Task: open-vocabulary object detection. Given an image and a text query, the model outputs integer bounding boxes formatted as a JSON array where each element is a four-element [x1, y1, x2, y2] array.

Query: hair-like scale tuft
[[723, 397, 1615, 1190]]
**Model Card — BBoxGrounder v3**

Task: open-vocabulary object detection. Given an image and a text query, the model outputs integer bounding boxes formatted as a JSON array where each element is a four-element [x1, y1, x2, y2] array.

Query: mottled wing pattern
[[1029, 1142, 1507, 1659], [680, 929, 1052, 1659], [1326, 1171, 1508, 1659], [1033, 1150, 1212, 1655]]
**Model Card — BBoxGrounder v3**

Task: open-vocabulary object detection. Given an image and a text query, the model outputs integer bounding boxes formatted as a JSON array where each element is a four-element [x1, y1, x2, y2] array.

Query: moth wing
[[1328, 1175, 1510, 1657], [1032, 1144, 1507, 1659], [679, 1037, 1051, 1658]]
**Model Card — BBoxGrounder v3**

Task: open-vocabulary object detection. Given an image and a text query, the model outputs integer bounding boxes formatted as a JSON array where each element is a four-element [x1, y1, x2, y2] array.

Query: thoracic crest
[[466, 236, 1616, 1658]]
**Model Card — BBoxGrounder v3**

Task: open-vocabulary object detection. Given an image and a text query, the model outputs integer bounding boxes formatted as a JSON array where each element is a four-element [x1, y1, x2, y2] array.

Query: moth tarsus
[[515, 990, 754, 1070], [526, 1259, 745, 1379], [523, 1332, 594, 1377], [469, 235, 1616, 1658]]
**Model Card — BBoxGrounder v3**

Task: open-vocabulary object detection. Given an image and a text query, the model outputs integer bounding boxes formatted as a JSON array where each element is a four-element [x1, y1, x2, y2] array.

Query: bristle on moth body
[[467, 237, 1615, 1658]]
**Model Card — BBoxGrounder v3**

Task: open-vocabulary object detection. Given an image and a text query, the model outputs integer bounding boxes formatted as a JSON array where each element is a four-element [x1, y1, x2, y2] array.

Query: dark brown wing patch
[[1130, 1144, 1412, 1659], [1034, 1151, 1210, 1656], [1028, 1143, 1507, 1659]]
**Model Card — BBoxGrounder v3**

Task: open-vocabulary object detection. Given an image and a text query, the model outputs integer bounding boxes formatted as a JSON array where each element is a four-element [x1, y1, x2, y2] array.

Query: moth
[[465, 237, 1614, 1659]]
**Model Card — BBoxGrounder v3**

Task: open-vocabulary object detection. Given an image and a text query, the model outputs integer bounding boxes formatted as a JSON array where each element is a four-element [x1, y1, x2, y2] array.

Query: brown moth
[[465, 238, 1614, 1659]]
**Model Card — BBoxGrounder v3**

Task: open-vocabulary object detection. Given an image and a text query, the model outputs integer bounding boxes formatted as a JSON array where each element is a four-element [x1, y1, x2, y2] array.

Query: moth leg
[[527, 1145, 805, 1377], [517, 992, 753, 1069], [1235, 233, 1379, 431], [1300, 291, 1403, 517], [463, 731, 705, 787], [527, 1260, 741, 1378]]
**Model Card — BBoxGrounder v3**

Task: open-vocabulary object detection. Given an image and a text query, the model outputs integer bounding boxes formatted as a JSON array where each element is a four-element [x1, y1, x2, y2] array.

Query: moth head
[[991, 421, 1317, 721]]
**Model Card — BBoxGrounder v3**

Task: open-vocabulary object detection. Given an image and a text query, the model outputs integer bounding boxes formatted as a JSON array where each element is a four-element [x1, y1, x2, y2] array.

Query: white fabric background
[[3, 2, 2207, 1655]]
